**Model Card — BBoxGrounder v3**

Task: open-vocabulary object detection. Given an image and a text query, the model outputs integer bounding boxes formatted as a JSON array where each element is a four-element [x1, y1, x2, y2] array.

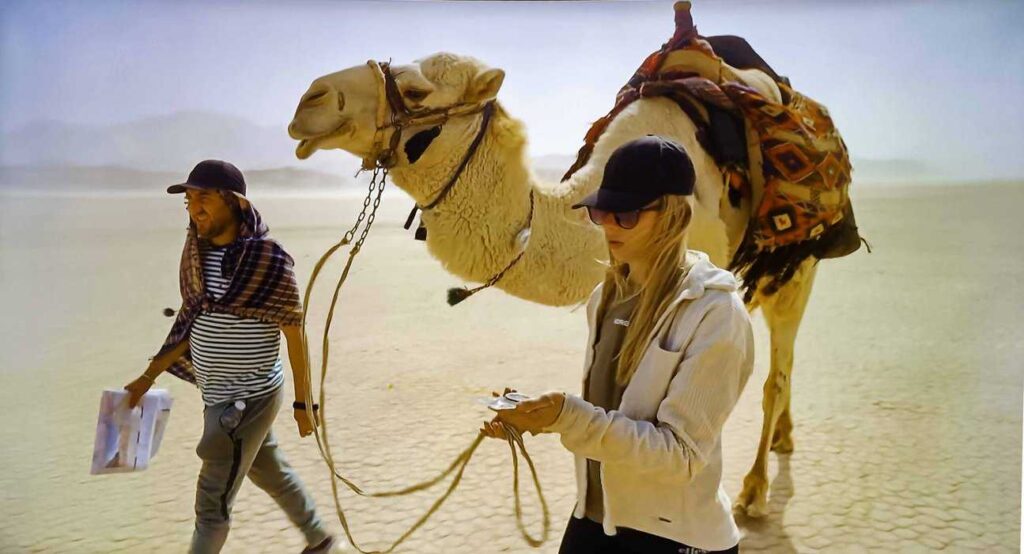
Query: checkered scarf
[[155, 202, 303, 384]]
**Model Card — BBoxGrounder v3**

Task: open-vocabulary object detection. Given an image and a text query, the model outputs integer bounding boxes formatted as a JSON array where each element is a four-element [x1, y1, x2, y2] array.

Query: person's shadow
[[734, 456, 798, 553]]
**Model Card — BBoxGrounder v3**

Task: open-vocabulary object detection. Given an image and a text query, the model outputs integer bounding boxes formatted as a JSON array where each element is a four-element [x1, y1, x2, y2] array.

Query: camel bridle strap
[[417, 100, 495, 211], [362, 60, 530, 305], [365, 59, 494, 177], [365, 59, 501, 244], [398, 99, 496, 239]]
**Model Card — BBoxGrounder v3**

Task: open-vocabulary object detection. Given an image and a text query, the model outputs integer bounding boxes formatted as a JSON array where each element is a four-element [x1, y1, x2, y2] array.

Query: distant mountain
[[531, 154, 945, 185], [0, 111, 360, 176], [0, 165, 349, 192], [0, 156, 947, 194], [531, 153, 576, 184], [532, 154, 576, 171], [0, 112, 948, 190], [850, 158, 942, 184]]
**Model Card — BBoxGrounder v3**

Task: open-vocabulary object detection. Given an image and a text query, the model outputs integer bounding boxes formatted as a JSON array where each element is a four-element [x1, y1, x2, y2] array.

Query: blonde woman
[[484, 136, 754, 553]]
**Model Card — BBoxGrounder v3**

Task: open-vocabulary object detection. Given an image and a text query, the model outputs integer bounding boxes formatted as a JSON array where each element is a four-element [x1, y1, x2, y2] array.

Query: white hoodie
[[544, 251, 754, 551]]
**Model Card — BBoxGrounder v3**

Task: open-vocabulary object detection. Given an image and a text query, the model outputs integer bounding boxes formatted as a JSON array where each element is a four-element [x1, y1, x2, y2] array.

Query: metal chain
[[342, 171, 381, 245], [351, 169, 388, 254]]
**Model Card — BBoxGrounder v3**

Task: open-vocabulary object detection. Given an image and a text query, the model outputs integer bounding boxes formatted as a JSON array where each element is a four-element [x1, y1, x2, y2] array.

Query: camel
[[287, 47, 820, 518]]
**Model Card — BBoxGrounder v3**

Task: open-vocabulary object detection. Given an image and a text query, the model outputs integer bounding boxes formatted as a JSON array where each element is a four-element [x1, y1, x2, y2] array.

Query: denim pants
[[558, 514, 740, 554], [189, 387, 329, 554]]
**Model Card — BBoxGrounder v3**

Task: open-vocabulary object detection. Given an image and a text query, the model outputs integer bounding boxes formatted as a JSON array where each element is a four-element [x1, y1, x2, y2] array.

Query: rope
[[298, 168, 550, 553]]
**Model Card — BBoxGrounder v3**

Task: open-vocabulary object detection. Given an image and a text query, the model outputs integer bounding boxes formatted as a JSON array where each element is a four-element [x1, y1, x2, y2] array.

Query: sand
[[1, 183, 1021, 552]]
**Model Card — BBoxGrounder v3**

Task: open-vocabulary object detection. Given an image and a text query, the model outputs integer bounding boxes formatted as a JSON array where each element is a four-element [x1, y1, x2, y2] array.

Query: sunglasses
[[585, 200, 662, 230]]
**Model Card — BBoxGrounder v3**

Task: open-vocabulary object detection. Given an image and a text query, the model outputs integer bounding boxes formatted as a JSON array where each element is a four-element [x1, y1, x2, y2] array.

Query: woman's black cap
[[167, 159, 247, 197], [572, 135, 695, 212]]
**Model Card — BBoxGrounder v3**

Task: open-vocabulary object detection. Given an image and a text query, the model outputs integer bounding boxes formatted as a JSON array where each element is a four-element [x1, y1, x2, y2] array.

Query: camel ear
[[466, 68, 505, 103]]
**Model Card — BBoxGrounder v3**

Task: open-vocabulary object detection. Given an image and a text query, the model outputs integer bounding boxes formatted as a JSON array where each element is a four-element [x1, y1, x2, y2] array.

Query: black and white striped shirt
[[189, 244, 284, 406]]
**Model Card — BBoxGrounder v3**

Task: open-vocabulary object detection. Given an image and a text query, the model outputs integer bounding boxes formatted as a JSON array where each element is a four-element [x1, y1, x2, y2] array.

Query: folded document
[[90, 388, 173, 475]]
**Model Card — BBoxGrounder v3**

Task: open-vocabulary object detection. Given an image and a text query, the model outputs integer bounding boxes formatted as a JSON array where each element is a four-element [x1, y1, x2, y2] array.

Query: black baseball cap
[[572, 135, 695, 212], [167, 159, 247, 197]]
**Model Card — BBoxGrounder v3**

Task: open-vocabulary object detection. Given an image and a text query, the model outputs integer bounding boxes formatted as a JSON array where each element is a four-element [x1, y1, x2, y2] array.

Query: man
[[124, 159, 337, 554]]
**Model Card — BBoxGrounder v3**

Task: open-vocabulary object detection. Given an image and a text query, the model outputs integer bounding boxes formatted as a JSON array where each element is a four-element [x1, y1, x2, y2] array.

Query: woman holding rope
[[483, 135, 754, 554]]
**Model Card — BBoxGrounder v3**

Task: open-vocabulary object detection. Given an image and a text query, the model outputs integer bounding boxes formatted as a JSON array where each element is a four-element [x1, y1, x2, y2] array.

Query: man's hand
[[124, 375, 154, 408], [293, 405, 319, 438], [127, 340, 185, 408], [281, 324, 317, 439], [491, 389, 566, 436]]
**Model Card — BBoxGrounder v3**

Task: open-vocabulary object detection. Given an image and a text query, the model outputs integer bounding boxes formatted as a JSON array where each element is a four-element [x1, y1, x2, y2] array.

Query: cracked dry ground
[[1, 184, 1021, 552]]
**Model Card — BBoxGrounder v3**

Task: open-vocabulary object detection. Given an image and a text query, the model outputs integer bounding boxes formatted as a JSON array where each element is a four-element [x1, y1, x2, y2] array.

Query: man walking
[[124, 160, 336, 554]]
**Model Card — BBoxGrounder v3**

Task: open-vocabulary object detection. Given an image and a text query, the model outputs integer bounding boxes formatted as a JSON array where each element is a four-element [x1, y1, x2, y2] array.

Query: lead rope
[[299, 169, 549, 553]]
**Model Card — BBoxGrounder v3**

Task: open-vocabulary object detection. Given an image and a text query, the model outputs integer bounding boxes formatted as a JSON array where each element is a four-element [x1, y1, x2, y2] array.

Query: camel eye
[[403, 88, 430, 103]]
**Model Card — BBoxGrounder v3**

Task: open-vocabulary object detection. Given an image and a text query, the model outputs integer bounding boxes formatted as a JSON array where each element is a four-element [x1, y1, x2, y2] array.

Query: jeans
[[189, 388, 329, 554]]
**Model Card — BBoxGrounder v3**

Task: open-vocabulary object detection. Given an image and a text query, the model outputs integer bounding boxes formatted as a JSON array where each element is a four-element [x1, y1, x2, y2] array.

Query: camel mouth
[[295, 138, 317, 160], [292, 119, 355, 160]]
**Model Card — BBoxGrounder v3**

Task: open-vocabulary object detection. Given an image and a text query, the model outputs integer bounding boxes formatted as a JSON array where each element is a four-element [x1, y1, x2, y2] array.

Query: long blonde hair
[[596, 194, 694, 386]]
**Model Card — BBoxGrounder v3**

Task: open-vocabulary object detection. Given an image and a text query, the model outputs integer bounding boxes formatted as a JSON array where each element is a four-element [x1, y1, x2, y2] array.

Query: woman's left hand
[[495, 391, 566, 435]]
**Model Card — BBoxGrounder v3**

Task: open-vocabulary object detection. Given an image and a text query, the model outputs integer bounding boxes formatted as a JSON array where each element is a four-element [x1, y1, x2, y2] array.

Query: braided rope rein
[[298, 168, 550, 553]]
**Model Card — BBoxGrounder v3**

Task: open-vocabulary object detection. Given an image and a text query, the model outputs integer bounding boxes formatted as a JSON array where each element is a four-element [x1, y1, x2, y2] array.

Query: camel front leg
[[734, 259, 817, 518], [771, 395, 794, 454]]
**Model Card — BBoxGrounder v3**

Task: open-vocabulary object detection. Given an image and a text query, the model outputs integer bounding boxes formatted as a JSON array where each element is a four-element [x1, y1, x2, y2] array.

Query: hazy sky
[[1, 0, 1022, 180]]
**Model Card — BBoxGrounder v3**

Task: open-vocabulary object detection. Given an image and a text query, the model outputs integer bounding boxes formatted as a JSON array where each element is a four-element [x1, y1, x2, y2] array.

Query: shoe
[[300, 535, 337, 554]]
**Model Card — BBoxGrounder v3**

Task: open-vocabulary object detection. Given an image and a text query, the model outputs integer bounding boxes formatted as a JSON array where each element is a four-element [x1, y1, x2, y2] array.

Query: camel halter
[[364, 58, 536, 306], [363, 59, 494, 174], [294, 64, 550, 554]]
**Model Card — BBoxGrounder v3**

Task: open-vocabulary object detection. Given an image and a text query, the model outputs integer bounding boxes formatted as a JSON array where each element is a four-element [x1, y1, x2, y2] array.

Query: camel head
[[288, 53, 505, 175]]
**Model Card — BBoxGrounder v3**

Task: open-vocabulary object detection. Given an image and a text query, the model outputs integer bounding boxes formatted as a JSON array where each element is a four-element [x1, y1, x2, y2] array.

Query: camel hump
[[705, 35, 787, 86]]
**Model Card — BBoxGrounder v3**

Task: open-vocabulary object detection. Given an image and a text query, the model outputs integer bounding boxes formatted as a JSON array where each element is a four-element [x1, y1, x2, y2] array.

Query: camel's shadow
[[735, 456, 799, 553]]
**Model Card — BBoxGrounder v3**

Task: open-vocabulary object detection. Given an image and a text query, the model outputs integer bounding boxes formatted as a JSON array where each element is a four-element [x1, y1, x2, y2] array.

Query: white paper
[[90, 388, 173, 475]]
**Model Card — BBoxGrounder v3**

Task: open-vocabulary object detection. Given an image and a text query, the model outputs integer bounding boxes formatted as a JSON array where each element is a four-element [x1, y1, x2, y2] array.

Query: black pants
[[558, 515, 739, 554]]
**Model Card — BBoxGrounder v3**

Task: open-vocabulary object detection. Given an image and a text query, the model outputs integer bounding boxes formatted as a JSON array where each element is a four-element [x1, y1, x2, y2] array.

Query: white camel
[[288, 50, 817, 518]]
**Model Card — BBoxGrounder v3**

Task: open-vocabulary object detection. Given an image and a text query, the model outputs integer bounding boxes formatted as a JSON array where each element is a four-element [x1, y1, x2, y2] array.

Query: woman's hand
[[480, 416, 510, 440], [481, 388, 516, 440], [495, 391, 566, 436]]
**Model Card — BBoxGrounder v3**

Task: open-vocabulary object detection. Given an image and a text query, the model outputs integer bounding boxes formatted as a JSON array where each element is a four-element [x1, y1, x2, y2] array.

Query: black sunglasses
[[585, 200, 663, 230]]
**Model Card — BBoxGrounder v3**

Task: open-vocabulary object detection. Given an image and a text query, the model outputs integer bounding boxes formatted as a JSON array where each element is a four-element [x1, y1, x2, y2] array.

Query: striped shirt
[[190, 243, 284, 406]]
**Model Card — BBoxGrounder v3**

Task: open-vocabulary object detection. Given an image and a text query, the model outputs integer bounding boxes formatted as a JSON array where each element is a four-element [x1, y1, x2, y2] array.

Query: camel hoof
[[733, 497, 769, 519], [734, 477, 769, 518]]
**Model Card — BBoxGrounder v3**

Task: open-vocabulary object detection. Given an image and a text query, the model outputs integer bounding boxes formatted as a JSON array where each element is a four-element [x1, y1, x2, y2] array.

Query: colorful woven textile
[[156, 203, 304, 384], [722, 81, 852, 250], [563, 2, 859, 298]]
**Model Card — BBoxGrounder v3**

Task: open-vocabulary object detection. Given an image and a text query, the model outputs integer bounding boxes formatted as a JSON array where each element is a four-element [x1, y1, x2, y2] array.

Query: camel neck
[[398, 108, 533, 224]]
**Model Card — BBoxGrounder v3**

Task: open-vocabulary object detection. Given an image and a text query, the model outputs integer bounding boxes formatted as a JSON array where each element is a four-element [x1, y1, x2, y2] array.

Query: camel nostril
[[303, 90, 328, 104], [299, 83, 343, 113], [300, 82, 332, 106]]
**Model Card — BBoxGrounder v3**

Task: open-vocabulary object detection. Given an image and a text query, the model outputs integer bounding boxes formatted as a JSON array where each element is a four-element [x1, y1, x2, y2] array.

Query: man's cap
[[167, 159, 247, 197], [572, 135, 695, 212]]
